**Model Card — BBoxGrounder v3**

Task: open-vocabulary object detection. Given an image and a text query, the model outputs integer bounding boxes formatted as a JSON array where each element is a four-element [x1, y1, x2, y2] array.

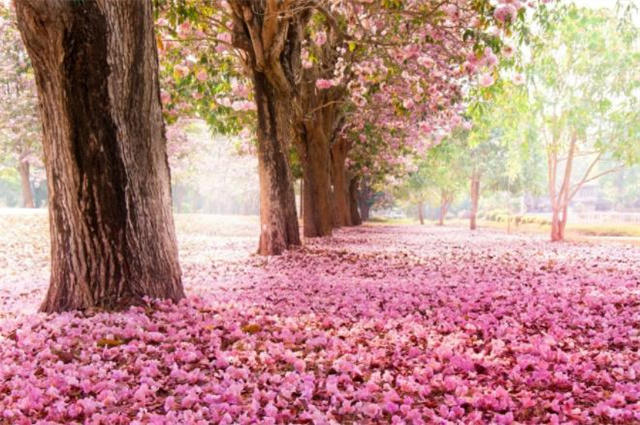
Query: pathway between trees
[[1, 212, 639, 423]]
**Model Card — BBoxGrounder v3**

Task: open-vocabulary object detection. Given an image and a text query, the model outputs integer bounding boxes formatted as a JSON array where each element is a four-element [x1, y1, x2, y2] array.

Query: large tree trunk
[[331, 138, 352, 227], [17, 160, 35, 208], [417, 201, 424, 225], [469, 171, 480, 230], [299, 123, 333, 237], [253, 71, 301, 255], [348, 176, 362, 226], [296, 67, 343, 237], [228, 1, 303, 254], [16, 0, 184, 312]]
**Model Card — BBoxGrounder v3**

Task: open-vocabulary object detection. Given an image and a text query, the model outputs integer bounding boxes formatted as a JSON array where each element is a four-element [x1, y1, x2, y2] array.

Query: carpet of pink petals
[[1, 211, 640, 425]]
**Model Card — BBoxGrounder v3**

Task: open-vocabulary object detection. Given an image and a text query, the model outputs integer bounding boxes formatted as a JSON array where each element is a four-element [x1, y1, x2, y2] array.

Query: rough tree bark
[[298, 122, 333, 237], [348, 176, 362, 226], [229, 0, 303, 254], [15, 0, 184, 312], [253, 71, 301, 254], [469, 170, 480, 231], [295, 14, 347, 236], [330, 138, 352, 227], [17, 159, 35, 208]]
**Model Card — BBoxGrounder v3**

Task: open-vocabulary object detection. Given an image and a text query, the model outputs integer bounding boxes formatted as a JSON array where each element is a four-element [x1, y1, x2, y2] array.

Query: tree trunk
[[299, 123, 333, 237], [348, 176, 362, 226], [17, 160, 35, 208], [227, 1, 303, 253], [417, 201, 424, 225], [358, 178, 372, 221], [550, 207, 565, 241], [469, 172, 480, 230], [331, 138, 352, 227], [252, 71, 301, 255], [15, 0, 184, 312], [547, 133, 576, 242], [438, 192, 451, 226]]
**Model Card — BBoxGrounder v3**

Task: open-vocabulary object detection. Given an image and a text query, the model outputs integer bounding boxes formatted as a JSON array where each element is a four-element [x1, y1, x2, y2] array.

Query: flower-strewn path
[[1, 212, 639, 424]]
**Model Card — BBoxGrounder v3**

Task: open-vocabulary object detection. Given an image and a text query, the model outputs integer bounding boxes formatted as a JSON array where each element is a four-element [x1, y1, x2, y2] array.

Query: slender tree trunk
[[438, 191, 451, 226], [299, 123, 333, 237], [15, 0, 183, 312], [17, 160, 35, 208], [549, 133, 576, 242], [469, 172, 480, 230], [252, 71, 301, 255], [348, 176, 362, 226], [331, 138, 352, 227], [417, 201, 424, 225], [551, 208, 563, 241], [551, 199, 570, 241]]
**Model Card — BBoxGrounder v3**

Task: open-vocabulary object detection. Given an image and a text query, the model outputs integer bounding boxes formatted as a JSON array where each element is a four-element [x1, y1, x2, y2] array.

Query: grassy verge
[[372, 216, 640, 239]]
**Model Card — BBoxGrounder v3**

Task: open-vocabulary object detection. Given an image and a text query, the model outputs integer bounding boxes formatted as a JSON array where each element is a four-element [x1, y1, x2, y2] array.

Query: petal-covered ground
[[1, 211, 639, 424]]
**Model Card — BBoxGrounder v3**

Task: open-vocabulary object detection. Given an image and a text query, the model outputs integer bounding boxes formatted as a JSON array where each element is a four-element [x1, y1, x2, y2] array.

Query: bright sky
[[574, 0, 617, 8], [574, 0, 640, 24]]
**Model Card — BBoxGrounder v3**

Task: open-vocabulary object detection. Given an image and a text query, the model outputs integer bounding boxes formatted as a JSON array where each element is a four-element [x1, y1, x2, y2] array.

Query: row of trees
[[154, 0, 530, 253], [0, 4, 41, 208], [396, 4, 640, 241], [3, 0, 533, 312]]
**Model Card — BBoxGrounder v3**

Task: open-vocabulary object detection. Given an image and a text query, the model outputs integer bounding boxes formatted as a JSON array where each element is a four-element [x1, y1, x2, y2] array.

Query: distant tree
[[0, 4, 41, 208], [463, 135, 508, 230], [527, 5, 640, 241], [396, 141, 466, 225]]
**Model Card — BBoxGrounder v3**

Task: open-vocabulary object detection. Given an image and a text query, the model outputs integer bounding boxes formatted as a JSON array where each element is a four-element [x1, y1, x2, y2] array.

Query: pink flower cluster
[[494, 0, 525, 25], [1, 216, 640, 424]]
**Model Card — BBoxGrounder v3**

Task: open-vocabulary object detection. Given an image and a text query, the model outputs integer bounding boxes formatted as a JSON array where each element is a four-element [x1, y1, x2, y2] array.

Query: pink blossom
[[479, 73, 495, 87], [512, 73, 525, 85], [494, 4, 518, 24], [316, 79, 334, 90], [195, 69, 208, 82], [314, 31, 327, 46]]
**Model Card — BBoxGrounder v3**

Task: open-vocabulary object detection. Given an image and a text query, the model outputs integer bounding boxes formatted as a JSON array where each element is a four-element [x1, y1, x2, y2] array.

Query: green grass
[[367, 217, 415, 225], [567, 223, 640, 237], [444, 217, 640, 238]]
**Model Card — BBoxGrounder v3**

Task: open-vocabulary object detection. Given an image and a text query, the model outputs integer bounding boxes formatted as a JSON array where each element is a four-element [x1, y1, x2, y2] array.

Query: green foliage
[[528, 5, 640, 164], [395, 140, 467, 207]]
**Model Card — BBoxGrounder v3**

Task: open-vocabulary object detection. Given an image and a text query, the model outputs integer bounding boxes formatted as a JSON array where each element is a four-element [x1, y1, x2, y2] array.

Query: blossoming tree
[[158, 0, 534, 249]]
